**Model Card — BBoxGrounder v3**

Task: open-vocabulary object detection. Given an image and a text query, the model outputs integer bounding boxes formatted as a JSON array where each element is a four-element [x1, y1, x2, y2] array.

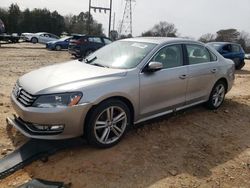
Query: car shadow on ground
[[6, 99, 250, 187], [235, 69, 250, 75]]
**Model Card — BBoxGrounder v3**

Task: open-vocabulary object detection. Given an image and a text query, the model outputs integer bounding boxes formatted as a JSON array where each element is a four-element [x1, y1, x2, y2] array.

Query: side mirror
[[146, 61, 163, 72]]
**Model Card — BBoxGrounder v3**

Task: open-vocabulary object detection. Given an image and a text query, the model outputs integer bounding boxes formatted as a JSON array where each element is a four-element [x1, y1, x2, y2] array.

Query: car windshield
[[83, 41, 156, 69]]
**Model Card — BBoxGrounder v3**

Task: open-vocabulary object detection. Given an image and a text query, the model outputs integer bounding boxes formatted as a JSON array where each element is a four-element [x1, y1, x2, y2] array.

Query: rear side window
[[232, 44, 240, 52], [222, 44, 232, 52], [71, 35, 84, 40], [103, 38, 112, 45], [186, 44, 211, 65], [88, 37, 102, 44]]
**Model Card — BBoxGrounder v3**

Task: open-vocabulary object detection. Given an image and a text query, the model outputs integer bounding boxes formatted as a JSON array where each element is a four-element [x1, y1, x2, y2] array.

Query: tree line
[[0, 3, 104, 36], [141, 21, 250, 53]]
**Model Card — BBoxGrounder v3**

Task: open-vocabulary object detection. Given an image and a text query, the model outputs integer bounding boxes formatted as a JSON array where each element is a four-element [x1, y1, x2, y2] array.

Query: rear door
[[139, 44, 188, 118], [87, 37, 104, 50], [185, 44, 218, 105], [38, 34, 46, 43]]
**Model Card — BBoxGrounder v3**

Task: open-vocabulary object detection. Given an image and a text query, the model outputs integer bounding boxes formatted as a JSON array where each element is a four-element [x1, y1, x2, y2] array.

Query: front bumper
[[9, 93, 92, 139]]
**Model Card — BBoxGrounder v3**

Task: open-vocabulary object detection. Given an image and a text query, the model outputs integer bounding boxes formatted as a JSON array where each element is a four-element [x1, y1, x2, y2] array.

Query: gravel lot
[[0, 43, 250, 188]]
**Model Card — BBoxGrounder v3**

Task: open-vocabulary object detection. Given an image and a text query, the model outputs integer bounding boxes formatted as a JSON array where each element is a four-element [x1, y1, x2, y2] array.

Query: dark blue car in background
[[46, 36, 72, 51], [208, 42, 245, 70]]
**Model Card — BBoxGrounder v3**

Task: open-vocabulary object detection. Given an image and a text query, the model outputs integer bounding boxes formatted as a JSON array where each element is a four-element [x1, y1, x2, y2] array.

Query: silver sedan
[[7, 37, 235, 148]]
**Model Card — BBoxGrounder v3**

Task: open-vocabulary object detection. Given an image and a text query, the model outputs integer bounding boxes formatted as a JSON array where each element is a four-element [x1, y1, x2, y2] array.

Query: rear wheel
[[206, 81, 226, 110], [235, 59, 245, 70], [85, 99, 131, 148], [55, 45, 62, 51], [31, 37, 38, 44]]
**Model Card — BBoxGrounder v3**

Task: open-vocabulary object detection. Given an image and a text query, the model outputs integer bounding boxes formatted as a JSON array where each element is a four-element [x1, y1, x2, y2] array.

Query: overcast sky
[[1, 0, 250, 38]]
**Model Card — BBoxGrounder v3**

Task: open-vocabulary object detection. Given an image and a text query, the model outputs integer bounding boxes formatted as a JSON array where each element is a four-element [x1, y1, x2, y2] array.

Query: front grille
[[13, 83, 37, 107]]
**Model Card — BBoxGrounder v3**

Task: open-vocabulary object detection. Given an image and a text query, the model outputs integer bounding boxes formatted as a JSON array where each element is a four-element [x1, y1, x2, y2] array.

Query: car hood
[[18, 60, 127, 95]]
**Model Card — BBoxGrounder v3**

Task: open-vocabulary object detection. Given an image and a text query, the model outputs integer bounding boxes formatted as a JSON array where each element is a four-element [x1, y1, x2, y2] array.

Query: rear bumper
[[10, 93, 92, 140]]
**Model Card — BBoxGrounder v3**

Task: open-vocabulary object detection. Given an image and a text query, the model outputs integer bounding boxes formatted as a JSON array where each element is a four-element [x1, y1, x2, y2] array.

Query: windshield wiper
[[81, 56, 108, 68], [84, 56, 97, 64], [91, 63, 107, 68]]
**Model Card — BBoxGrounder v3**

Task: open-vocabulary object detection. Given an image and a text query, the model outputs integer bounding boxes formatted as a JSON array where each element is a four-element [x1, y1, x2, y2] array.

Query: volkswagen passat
[[7, 37, 235, 148]]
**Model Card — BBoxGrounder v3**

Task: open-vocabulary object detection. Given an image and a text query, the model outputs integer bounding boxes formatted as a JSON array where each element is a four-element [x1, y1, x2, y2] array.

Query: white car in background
[[245, 54, 250, 59], [21, 32, 59, 44]]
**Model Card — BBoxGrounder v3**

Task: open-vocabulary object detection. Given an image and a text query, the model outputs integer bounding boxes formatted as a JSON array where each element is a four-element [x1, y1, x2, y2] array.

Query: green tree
[[8, 3, 21, 33]]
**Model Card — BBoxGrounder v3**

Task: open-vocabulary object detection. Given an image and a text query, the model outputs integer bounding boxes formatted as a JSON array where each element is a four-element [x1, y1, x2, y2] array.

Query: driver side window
[[151, 44, 183, 69]]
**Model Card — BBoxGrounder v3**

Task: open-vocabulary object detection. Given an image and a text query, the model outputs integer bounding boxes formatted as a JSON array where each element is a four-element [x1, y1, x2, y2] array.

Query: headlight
[[32, 92, 82, 108]]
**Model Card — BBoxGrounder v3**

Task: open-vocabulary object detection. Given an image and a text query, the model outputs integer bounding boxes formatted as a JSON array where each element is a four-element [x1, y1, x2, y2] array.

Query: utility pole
[[88, 0, 113, 37], [113, 12, 115, 31], [88, 0, 91, 35]]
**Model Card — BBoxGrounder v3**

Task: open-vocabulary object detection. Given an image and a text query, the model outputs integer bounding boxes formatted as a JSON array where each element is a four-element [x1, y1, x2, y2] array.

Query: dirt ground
[[0, 43, 250, 188]]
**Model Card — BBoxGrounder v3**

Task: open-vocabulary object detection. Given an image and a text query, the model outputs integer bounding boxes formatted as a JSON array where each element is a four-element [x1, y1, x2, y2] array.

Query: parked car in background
[[245, 54, 250, 59], [46, 36, 72, 51], [7, 37, 235, 148], [21, 32, 59, 44], [208, 42, 245, 70], [68, 34, 112, 58]]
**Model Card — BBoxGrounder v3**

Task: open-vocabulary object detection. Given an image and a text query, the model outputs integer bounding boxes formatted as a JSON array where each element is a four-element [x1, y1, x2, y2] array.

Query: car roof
[[36, 32, 49, 35], [122, 37, 202, 45], [208, 42, 240, 46], [71, 33, 86, 37]]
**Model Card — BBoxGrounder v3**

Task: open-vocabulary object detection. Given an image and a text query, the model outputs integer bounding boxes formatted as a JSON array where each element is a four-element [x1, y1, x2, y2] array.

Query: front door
[[139, 44, 188, 119]]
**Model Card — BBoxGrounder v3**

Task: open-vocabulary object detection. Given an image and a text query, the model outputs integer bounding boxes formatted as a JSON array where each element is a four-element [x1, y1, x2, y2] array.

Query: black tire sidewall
[[31, 37, 38, 44], [85, 99, 131, 148]]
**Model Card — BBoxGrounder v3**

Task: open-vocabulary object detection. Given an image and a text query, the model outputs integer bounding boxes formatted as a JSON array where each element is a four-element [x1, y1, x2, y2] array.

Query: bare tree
[[142, 21, 177, 37], [199, 33, 216, 43]]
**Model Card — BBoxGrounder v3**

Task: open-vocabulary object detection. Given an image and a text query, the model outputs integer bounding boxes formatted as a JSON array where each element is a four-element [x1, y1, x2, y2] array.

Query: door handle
[[179, 75, 187, 79], [210, 68, 217, 73]]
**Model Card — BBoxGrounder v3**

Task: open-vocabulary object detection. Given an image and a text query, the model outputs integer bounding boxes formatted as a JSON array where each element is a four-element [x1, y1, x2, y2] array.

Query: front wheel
[[206, 81, 226, 110], [85, 99, 131, 148], [31, 37, 38, 44]]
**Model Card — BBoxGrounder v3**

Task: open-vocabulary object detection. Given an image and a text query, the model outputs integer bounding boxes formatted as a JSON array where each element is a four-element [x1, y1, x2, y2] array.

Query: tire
[[31, 37, 38, 44], [55, 45, 62, 51], [85, 99, 131, 148], [235, 60, 245, 70], [206, 81, 226, 110]]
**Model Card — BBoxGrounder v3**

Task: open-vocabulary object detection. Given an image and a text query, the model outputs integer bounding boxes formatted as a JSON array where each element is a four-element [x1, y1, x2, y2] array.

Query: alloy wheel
[[94, 106, 127, 145], [212, 84, 225, 108]]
